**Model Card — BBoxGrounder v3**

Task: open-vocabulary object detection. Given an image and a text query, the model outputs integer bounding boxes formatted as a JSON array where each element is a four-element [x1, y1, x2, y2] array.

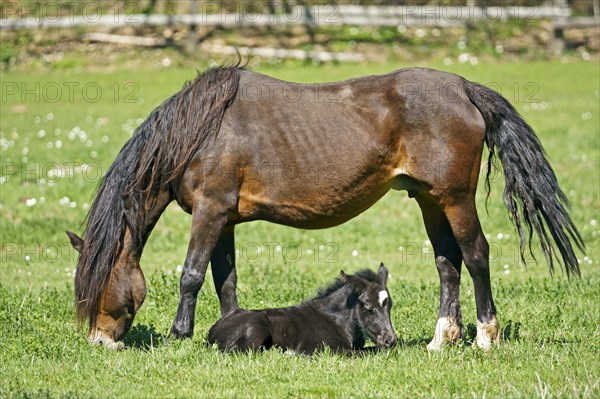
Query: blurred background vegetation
[[1, 0, 597, 71]]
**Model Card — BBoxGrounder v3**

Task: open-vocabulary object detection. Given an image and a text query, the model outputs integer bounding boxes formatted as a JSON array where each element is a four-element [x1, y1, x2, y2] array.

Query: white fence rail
[[0, 5, 585, 30]]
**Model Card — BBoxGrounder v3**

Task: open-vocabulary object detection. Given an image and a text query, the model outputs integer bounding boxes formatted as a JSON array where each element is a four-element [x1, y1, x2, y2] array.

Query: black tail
[[75, 66, 241, 326], [465, 81, 584, 277]]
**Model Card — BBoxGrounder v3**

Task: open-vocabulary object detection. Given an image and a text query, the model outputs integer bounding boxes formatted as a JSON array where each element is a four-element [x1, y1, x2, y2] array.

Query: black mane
[[315, 269, 379, 299]]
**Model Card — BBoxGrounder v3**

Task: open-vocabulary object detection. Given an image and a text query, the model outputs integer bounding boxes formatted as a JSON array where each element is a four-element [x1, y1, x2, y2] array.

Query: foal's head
[[341, 263, 397, 348]]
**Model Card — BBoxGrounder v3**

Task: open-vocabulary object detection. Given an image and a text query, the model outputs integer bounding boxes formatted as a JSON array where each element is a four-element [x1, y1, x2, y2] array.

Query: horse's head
[[341, 263, 397, 349], [67, 230, 146, 349]]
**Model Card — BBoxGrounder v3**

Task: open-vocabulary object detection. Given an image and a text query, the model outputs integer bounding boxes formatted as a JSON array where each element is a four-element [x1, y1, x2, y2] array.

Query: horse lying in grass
[[208, 264, 397, 354]]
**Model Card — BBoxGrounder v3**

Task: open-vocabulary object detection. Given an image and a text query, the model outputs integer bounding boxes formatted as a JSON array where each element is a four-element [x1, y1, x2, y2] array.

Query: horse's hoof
[[427, 317, 461, 351], [475, 317, 500, 350]]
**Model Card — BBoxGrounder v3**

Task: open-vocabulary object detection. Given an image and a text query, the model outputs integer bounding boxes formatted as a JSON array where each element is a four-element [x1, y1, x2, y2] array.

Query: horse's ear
[[340, 271, 367, 292], [66, 231, 84, 253], [378, 262, 388, 285]]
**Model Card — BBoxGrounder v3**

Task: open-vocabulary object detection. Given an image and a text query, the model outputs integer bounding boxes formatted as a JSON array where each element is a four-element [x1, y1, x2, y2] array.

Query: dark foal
[[208, 264, 397, 354]]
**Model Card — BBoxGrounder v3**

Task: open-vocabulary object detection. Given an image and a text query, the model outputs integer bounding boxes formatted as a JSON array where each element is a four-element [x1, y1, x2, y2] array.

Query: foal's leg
[[171, 199, 230, 339], [443, 200, 499, 350], [416, 194, 463, 351], [210, 227, 238, 316]]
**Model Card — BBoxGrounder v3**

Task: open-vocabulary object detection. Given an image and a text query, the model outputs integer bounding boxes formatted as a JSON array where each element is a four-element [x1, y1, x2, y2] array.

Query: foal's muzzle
[[376, 332, 398, 348]]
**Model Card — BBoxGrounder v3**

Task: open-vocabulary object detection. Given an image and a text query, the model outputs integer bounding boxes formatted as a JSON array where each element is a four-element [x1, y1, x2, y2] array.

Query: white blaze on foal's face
[[378, 290, 389, 307]]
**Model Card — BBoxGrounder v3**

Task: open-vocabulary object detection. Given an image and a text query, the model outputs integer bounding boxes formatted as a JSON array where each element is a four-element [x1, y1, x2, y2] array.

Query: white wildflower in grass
[[495, 44, 504, 54], [82, 203, 90, 210], [415, 29, 426, 38], [55, 140, 62, 148], [37, 129, 46, 138], [431, 28, 441, 37], [162, 57, 171, 67], [58, 197, 74, 207], [39, 197, 45, 204], [458, 53, 470, 64], [86, 140, 93, 147], [22, 146, 28, 155], [581, 112, 592, 121], [0, 176, 8, 184], [275, 245, 282, 253], [34, 116, 41, 124], [397, 25, 406, 34], [443, 58, 452, 66], [591, 220, 597, 226], [398, 245, 404, 251], [497, 233, 504, 240], [504, 270, 510, 275], [176, 265, 183, 273], [90, 151, 98, 158], [352, 250, 358, 257], [469, 57, 479, 66], [101, 135, 109, 143], [25, 198, 37, 207], [46, 142, 53, 149], [503, 264, 510, 270], [25, 256, 31, 261]]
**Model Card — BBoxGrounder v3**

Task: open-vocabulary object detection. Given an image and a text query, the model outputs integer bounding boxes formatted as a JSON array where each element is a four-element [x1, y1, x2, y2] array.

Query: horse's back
[[180, 67, 487, 226], [207, 309, 272, 352], [266, 306, 354, 354]]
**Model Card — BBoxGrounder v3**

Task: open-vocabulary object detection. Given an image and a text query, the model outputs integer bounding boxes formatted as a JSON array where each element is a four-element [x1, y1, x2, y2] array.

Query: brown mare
[[67, 65, 583, 350]]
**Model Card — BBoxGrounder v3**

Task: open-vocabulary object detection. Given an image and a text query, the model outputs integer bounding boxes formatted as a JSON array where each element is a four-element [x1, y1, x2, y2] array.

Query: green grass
[[1, 60, 599, 398]]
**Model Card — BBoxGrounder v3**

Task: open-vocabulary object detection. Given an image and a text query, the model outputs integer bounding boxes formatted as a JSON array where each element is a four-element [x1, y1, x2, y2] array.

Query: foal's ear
[[378, 262, 389, 285], [66, 231, 84, 254], [340, 270, 367, 292]]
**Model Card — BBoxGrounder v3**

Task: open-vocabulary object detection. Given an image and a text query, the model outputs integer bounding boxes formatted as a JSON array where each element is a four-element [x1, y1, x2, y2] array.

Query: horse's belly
[[237, 174, 392, 229]]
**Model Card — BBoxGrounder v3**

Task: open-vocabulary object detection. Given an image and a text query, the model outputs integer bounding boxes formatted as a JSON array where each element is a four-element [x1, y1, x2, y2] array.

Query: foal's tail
[[465, 81, 584, 276]]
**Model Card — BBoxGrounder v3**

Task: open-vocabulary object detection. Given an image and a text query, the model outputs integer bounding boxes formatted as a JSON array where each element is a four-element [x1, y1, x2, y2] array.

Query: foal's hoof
[[475, 318, 500, 350], [426, 317, 462, 351]]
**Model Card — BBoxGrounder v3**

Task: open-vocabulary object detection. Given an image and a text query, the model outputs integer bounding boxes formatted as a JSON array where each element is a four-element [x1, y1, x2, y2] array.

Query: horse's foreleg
[[416, 194, 463, 351], [444, 200, 499, 350], [210, 227, 238, 316], [171, 201, 228, 339]]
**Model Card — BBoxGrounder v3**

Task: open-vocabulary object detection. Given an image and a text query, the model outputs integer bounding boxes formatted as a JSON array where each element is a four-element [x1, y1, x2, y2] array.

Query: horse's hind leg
[[171, 198, 231, 339], [443, 199, 499, 350], [416, 194, 463, 350], [210, 227, 238, 316]]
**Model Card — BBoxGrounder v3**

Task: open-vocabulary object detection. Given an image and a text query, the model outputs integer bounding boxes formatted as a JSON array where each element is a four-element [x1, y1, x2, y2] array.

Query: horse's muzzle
[[376, 332, 398, 348]]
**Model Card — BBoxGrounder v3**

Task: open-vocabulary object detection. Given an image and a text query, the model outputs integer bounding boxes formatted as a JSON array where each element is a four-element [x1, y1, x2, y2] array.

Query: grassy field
[[1, 60, 599, 398]]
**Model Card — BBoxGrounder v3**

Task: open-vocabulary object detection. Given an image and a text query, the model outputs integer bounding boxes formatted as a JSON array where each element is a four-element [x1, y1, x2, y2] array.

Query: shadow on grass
[[123, 324, 167, 350]]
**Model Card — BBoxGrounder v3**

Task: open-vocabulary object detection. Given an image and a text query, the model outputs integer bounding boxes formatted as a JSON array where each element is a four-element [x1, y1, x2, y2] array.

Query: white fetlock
[[475, 318, 500, 350], [427, 317, 461, 351]]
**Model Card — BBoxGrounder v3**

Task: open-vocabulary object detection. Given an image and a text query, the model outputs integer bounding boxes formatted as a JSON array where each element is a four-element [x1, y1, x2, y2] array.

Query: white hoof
[[475, 318, 500, 350], [427, 317, 461, 351]]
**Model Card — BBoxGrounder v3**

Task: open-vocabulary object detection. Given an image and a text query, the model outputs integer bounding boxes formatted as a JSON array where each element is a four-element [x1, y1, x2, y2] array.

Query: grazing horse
[[208, 263, 397, 354], [67, 65, 584, 350]]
